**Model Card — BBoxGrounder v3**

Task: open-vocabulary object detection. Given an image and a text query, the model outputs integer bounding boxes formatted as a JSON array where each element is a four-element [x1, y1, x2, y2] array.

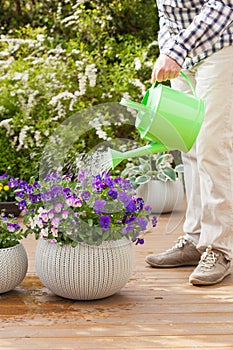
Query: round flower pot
[[0, 202, 21, 217], [35, 237, 134, 300], [0, 243, 28, 294], [137, 179, 184, 214]]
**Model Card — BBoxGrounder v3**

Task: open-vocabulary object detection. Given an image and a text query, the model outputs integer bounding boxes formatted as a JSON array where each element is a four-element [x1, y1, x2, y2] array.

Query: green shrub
[[0, 1, 159, 180]]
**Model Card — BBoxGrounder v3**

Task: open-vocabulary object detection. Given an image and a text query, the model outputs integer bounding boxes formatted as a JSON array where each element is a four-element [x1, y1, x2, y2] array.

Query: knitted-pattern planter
[[0, 243, 28, 293], [35, 237, 134, 300]]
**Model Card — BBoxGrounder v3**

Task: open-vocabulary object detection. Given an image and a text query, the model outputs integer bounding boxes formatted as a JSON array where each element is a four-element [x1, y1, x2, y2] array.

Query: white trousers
[[171, 45, 233, 258]]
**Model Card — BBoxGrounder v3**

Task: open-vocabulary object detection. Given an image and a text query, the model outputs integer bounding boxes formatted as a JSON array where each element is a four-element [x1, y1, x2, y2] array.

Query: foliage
[[0, 212, 27, 248], [121, 153, 184, 187], [0, 0, 159, 180], [15, 172, 157, 246]]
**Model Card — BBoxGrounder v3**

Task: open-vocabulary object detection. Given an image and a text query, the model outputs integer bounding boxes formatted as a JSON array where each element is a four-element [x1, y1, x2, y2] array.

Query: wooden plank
[[0, 335, 233, 350]]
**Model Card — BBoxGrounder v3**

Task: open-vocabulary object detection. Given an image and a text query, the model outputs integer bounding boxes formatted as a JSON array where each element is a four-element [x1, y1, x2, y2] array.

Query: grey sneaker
[[145, 236, 201, 267], [189, 246, 231, 286]]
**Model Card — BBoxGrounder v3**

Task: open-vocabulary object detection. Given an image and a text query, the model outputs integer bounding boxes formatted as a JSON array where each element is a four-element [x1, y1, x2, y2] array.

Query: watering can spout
[[109, 143, 168, 169]]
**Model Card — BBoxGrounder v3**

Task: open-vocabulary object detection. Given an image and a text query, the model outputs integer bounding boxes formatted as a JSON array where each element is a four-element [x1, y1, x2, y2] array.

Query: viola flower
[[41, 228, 49, 237], [54, 202, 63, 213], [48, 209, 55, 219], [81, 191, 90, 201], [63, 187, 72, 198], [137, 217, 147, 231], [7, 223, 16, 232], [51, 217, 60, 228], [73, 198, 82, 207], [136, 197, 144, 211], [119, 192, 131, 207], [62, 210, 70, 219], [40, 211, 49, 222], [122, 224, 134, 234], [135, 237, 144, 245], [93, 199, 106, 214], [18, 200, 27, 211], [108, 189, 118, 199], [152, 216, 158, 227], [92, 176, 104, 192], [42, 191, 52, 202], [125, 199, 137, 213], [33, 181, 41, 189], [66, 197, 74, 206], [99, 215, 110, 230]]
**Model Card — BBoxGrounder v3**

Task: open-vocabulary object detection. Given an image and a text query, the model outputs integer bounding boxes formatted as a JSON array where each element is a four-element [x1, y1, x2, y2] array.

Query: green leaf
[[135, 175, 151, 184], [162, 167, 177, 181]]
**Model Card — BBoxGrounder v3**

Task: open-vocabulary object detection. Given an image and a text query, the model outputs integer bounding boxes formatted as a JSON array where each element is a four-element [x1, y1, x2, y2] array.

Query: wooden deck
[[1, 203, 233, 349]]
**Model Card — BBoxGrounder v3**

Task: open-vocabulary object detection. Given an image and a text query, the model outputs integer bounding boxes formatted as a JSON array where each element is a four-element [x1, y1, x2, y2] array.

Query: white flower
[[134, 57, 141, 71], [0, 118, 13, 135], [85, 64, 97, 87]]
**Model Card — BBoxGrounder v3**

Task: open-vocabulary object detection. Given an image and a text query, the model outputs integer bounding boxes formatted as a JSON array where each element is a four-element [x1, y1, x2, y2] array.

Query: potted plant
[[0, 173, 22, 216], [16, 171, 157, 300], [121, 152, 184, 214], [0, 212, 28, 293]]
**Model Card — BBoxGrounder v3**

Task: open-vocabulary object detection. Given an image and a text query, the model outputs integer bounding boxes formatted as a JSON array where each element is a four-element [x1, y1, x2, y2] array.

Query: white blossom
[[85, 64, 97, 87], [134, 57, 141, 71], [0, 118, 13, 135]]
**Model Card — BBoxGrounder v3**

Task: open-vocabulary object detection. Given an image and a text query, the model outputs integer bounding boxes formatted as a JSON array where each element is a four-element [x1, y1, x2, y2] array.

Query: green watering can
[[109, 72, 205, 168]]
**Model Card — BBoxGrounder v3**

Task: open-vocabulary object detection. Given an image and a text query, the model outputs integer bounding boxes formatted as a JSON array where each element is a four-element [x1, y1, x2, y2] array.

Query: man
[[146, 0, 233, 285]]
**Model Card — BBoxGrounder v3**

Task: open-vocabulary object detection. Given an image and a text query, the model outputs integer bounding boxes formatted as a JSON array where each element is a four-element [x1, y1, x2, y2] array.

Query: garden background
[[0, 0, 159, 181]]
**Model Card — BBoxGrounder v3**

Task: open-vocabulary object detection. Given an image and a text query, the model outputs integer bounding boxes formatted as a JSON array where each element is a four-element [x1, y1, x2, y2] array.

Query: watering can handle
[[152, 71, 196, 97], [180, 71, 196, 97]]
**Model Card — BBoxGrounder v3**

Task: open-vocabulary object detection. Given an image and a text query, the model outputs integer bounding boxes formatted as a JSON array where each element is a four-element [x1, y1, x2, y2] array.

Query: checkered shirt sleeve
[[158, 0, 233, 68]]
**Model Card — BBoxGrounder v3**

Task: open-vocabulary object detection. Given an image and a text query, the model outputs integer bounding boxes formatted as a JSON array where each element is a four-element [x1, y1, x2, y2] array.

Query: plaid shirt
[[157, 0, 233, 68]]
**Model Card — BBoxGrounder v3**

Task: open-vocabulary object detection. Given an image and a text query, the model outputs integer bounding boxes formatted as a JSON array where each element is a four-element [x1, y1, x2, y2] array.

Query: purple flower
[[93, 199, 106, 214], [125, 200, 137, 213], [51, 217, 60, 228], [119, 192, 131, 206], [8, 179, 19, 188], [33, 181, 41, 189], [42, 191, 52, 202], [62, 210, 70, 219], [137, 217, 147, 231], [62, 188, 72, 198], [18, 200, 27, 210], [99, 215, 110, 230], [152, 216, 157, 227], [135, 238, 144, 245], [66, 197, 74, 206], [122, 224, 134, 233], [136, 197, 144, 211], [81, 190, 91, 201], [54, 202, 63, 213], [108, 189, 118, 199], [92, 175, 104, 192], [7, 223, 20, 232], [0, 173, 7, 180], [73, 198, 82, 207]]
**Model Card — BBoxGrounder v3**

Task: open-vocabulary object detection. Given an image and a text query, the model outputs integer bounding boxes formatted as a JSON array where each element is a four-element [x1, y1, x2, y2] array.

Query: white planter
[[0, 243, 28, 294], [35, 237, 134, 300], [137, 179, 184, 214]]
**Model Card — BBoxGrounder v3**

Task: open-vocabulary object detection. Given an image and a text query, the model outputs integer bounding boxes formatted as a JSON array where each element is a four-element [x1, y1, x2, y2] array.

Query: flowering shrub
[[0, 0, 159, 180], [0, 212, 27, 248], [0, 173, 22, 202], [16, 172, 157, 247]]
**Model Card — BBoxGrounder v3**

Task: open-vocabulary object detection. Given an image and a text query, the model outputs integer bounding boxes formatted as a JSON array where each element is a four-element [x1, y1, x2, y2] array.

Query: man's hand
[[151, 54, 181, 83]]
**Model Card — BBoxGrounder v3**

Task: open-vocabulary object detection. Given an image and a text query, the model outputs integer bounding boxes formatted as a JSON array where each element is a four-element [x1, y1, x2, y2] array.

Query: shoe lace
[[199, 246, 218, 269], [166, 236, 188, 252]]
